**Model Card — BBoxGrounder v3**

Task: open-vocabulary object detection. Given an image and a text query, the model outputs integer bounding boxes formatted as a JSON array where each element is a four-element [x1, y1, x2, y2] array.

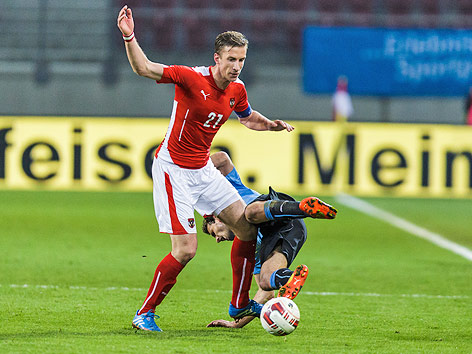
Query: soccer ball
[[260, 297, 300, 336]]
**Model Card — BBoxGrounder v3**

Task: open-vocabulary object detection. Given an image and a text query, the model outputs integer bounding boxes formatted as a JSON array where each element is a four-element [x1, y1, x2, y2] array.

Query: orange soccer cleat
[[299, 197, 337, 219], [277, 264, 309, 300]]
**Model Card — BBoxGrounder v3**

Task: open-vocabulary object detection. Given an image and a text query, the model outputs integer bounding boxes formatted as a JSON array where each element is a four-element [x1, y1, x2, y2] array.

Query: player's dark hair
[[202, 215, 215, 235], [214, 31, 249, 54], [202, 216, 236, 241]]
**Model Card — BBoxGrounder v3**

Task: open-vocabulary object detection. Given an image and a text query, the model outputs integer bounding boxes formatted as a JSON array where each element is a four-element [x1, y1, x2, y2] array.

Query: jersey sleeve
[[156, 65, 191, 85], [234, 84, 252, 118], [225, 167, 260, 204]]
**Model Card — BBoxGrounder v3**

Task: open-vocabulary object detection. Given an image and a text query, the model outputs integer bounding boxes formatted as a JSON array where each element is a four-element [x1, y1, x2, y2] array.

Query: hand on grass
[[207, 319, 240, 328]]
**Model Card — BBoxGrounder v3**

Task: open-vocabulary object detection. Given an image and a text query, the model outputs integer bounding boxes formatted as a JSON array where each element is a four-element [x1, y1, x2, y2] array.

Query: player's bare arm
[[117, 5, 164, 81], [207, 275, 273, 329], [210, 152, 234, 176], [239, 111, 294, 132]]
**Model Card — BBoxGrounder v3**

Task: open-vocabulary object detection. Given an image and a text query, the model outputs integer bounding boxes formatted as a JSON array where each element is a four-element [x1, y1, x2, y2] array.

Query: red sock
[[230, 237, 256, 308], [138, 252, 184, 314]]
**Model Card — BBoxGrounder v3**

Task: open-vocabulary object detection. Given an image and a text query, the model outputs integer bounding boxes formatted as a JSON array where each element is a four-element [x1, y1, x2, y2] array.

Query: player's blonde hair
[[214, 31, 249, 54]]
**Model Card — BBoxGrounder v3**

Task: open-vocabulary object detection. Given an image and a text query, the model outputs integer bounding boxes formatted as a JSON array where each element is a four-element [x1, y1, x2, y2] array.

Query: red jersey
[[155, 65, 252, 169]]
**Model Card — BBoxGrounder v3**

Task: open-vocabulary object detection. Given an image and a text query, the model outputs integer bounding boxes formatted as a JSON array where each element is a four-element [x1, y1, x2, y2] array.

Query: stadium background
[[1, 0, 472, 123], [1, 0, 472, 198], [1, 1, 472, 353]]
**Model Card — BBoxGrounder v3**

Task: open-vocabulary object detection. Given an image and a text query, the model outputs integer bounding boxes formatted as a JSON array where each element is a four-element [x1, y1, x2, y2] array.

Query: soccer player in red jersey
[[117, 5, 294, 331]]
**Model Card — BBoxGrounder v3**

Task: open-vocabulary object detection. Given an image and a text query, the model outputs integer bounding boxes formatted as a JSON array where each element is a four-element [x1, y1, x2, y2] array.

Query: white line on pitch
[[1, 284, 469, 299], [189, 289, 469, 299], [302, 291, 469, 299], [335, 193, 472, 262]]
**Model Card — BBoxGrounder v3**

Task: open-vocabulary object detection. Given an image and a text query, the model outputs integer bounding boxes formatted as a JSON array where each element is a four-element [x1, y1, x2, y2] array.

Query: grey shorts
[[251, 187, 307, 272], [258, 218, 307, 268]]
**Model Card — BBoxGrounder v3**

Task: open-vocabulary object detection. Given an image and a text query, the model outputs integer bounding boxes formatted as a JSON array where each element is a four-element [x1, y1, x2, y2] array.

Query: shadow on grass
[[0, 326, 249, 341]]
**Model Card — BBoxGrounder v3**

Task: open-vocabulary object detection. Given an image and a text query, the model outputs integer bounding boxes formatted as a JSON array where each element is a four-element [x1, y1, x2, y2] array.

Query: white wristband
[[123, 32, 135, 42]]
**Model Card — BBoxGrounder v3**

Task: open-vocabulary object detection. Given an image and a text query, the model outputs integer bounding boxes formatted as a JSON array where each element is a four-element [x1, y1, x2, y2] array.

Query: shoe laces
[[144, 311, 159, 320]]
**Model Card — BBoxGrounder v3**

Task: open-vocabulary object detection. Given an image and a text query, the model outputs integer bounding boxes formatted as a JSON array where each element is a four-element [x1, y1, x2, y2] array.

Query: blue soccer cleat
[[132, 310, 162, 332], [228, 299, 263, 319]]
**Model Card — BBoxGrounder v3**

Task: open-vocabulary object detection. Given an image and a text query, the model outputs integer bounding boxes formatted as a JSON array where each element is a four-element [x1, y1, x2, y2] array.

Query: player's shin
[[230, 237, 256, 308], [264, 200, 306, 220], [277, 264, 309, 300], [138, 252, 184, 314], [269, 268, 293, 289]]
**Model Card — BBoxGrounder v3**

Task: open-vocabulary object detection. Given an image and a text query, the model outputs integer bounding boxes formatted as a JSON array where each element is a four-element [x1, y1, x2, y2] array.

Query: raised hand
[[117, 5, 134, 36]]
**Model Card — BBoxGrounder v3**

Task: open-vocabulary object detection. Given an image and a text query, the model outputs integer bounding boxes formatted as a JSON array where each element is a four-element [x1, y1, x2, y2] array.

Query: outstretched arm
[[239, 111, 294, 132], [117, 5, 165, 80], [207, 275, 274, 329]]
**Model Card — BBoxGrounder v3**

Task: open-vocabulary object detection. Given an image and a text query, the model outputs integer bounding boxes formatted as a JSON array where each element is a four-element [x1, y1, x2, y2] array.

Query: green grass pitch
[[0, 191, 471, 353]]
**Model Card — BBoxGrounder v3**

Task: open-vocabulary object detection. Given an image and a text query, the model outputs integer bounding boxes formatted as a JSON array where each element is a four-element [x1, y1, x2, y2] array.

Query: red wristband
[[123, 32, 135, 42]]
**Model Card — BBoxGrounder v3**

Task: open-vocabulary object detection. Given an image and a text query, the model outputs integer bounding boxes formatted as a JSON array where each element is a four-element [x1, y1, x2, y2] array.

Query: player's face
[[207, 218, 234, 243], [215, 45, 247, 82]]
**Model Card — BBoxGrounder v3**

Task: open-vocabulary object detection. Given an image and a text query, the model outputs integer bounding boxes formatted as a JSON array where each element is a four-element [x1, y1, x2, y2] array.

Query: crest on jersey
[[188, 218, 195, 228], [229, 98, 235, 108]]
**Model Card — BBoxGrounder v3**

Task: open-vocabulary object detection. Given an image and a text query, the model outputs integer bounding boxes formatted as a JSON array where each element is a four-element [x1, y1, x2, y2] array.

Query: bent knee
[[172, 248, 196, 265], [245, 206, 259, 224], [244, 202, 265, 224]]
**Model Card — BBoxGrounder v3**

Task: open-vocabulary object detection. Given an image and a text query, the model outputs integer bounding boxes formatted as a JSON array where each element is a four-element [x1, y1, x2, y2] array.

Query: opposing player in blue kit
[[204, 152, 337, 328]]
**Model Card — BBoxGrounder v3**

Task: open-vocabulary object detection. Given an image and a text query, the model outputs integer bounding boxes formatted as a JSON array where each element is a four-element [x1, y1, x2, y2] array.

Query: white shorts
[[152, 157, 242, 235]]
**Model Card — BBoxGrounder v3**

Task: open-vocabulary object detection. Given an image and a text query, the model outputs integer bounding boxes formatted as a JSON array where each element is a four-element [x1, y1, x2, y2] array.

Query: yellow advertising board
[[0, 116, 471, 198]]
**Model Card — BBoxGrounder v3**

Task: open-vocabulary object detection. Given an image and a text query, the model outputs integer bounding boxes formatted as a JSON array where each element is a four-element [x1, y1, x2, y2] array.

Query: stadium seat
[[127, 15, 152, 49], [284, 17, 307, 51], [382, 0, 414, 27], [251, 0, 278, 11], [218, 17, 245, 33], [349, 13, 374, 27], [418, 0, 441, 15], [184, 0, 210, 9], [457, 0, 472, 15], [383, 0, 413, 15], [113, 28, 126, 50], [151, 14, 175, 50], [183, 15, 209, 50], [218, 0, 243, 10], [284, 0, 311, 12], [350, 0, 373, 14], [386, 15, 414, 28], [348, 0, 374, 26], [450, 0, 472, 27], [150, 0, 177, 8], [116, 0, 141, 8], [456, 17, 472, 28], [130, 11, 150, 39], [316, 0, 344, 14], [251, 15, 279, 48], [416, 0, 442, 28]]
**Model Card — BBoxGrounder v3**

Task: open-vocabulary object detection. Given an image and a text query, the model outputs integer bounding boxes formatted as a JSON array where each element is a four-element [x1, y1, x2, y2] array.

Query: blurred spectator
[[465, 87, 472, 125], [332, 76, 353, 122]]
